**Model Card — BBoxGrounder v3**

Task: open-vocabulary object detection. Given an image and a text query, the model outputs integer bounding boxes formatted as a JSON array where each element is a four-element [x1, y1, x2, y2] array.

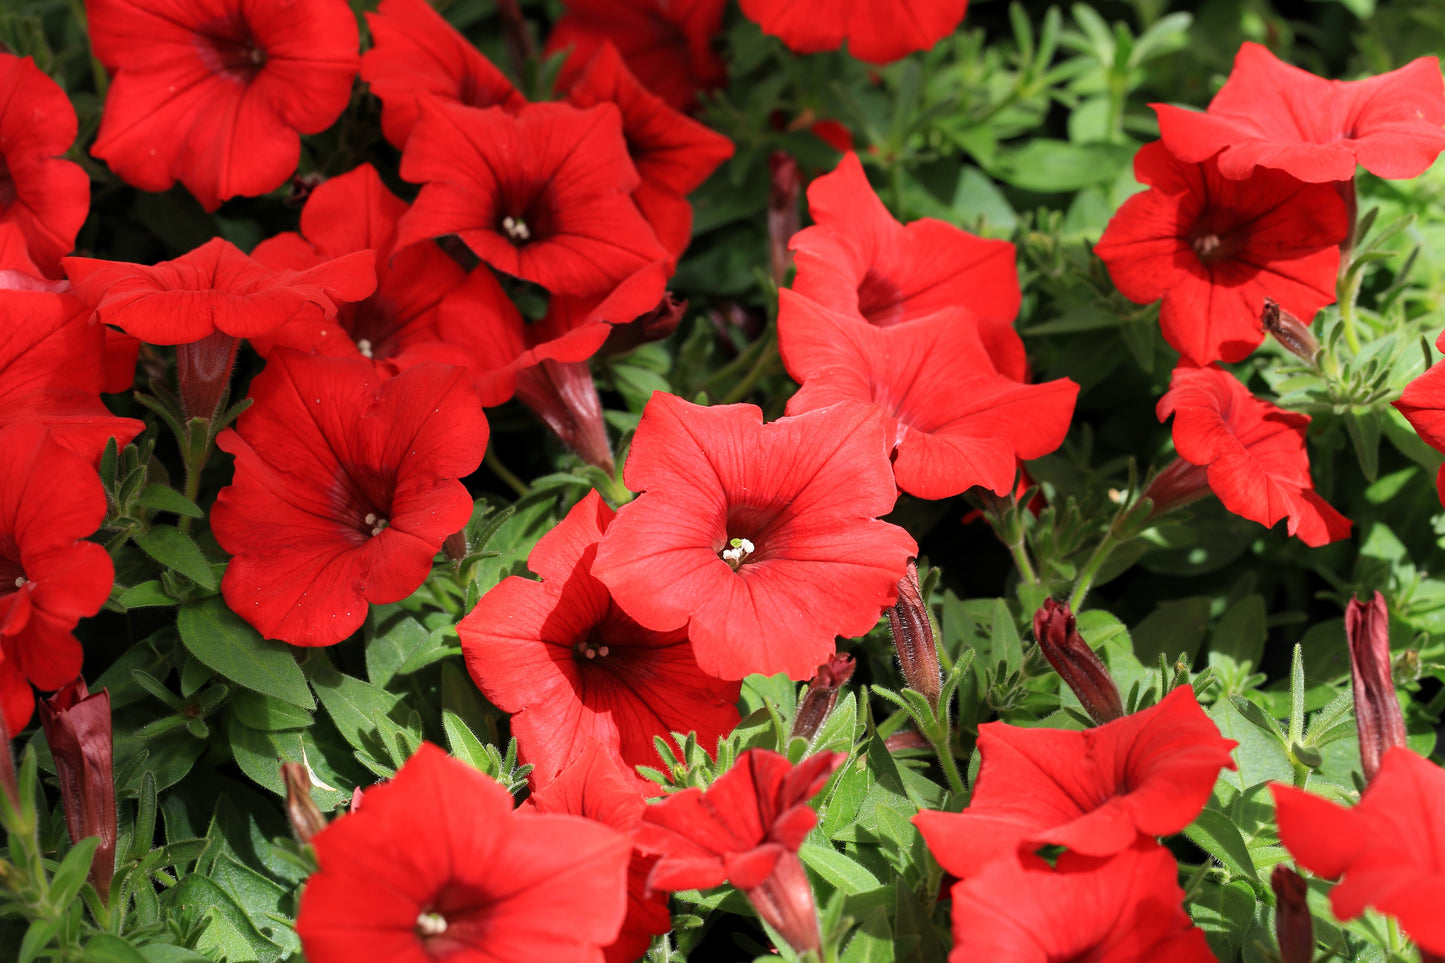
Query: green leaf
[[82, 935, 151, 963], [1344, 409, 1381, 483], [132, 526, 217, 590], [49, 837, 101, 909], [990, 598, 1022, 676], [18, 919, 62, 963], [1211, 595, 1266, 668], [992, 140, 1133, 193], [307, 652, 402, 755], [366, 615, 450, 687], [177, 598, 313, 709], [137, 484, 203, 519], [1132, 596, 1212, 663], [138, 946, 213, 963], [230, 690, 313, 731], [1183, 808, 1258, 881], [115, 581, 178, 609], [800, 842, 883, 895], [840, 907, 893, 963]]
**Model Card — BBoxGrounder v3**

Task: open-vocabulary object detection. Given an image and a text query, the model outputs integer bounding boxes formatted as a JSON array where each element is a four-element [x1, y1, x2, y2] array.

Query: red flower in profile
[[1154, 43, 1445, 183], [298, 743, 631, 963], [545, 0, 727, 111], [524, 744, 672, 963], [1273, 748, 1445, 956], [1153, 363, 1351, 547], [86, 0, 360, 211], [779, 292, 1077, 499], [250, 164, 470, 372], [790, 154, 1026, 380], [0, 55, 89, 276], [0, 424, 114, 735], [947, 842, 1216, 963], [64, 238, 376, 346], [458, 490, 740, 789], [396, 100, 668, 299], [1393, 362, 1445, 506], [591, 394, 918, 681], [914, 686, 1236, 879], [212, 353, 487, 646], [1094, 141, 1348, 366], [361, 0, 525, 149], [739, 0, 968, 65]]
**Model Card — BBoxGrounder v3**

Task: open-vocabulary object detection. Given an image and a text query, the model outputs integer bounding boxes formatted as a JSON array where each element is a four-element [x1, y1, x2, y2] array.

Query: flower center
[[576, 639, 610, 660], [856, 267, 906, 327], [363, 513, 389, 537], [193, 22, 268, 84], [501, 215, 531, 243], [356, 338, 374, 359], [13, 576, 25, 589], [416, 911, 448, 937], [721, 537, 755, 571], [1191, 233, 1223, 259]]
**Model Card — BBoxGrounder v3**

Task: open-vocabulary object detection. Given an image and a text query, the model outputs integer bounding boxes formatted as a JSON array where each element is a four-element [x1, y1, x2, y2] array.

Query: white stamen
[[721, 537, 755, 569], [597, 645, 609, 657], [1193, 234, 1222, 258], [585, 648, 596, 659], [356, 338, 374, 359], [416, 912, 447, 937], [371, 518, 388, 537], [13, 576, 26, 589], [502, 215, 531, 242], [364, 513, 377, 525]]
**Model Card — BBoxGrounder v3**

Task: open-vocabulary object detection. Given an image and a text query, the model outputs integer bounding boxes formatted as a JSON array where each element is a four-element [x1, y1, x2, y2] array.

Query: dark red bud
[[1262, 298, 1320, 365], [281, 762, 327, 844], [443, 530, 468, 562], [887, 559, 941, 707], [513, 358, 615, 475], [175, 330, 241, 422], [1271, 865, 1313, 963], [1346, 591, 1406, 783], [39, 678, 116, 901], [600, 292, 688, 358], [791, 654, 855, 741], [1033, 599, 1123, 725], [767, 152, 801, 286]]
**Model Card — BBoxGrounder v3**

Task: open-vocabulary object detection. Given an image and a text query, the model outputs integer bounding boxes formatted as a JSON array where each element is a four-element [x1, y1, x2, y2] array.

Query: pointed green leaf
[[133, 526, 216, 590], [177, 598, 313, 709]]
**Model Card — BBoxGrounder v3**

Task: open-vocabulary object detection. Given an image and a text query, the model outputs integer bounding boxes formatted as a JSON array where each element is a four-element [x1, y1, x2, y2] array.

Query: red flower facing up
[[297, 743, 631, 963], [64, 238, 377, 346], [1094, 141, 1348, 366], [523, 744, 673, 963], [0, 55, 89, 277], [86, 0, 360, 211], [739, 0, 968, 65], [914, 686, 1236, 879], [779, 291, 1077, 500], [545, 0, 727, 112], [397, 100, 669, 299], [1393, 361, 1445, 506], [211, 352, 487, 646], [947, 841, 1217, 963], [0, 424, 114, 735], [591, 394, 918, 681], [361, 0, 525, 150], [1273, 747, 1445, 956], [1153, 363, 1351, 547], [250, 164, 470, 372], [1154, 43, 1445, 183], [789, 153, 1026, 380], [565, 43, 735, 257], [458, 490, 740, 789]]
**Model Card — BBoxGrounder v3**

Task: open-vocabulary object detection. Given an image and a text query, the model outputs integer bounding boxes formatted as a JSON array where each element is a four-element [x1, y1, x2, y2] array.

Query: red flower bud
[[767, 151, 801, 286], [175, 330, 241, 421], [1033, 598, 1124, 725], [281, 762, 327, 844], [600, 291, 688, 358], [38, 678, 116, 901], [1261, 297, 1320, 365], [887, 559, 941, 706], [746, 849, 822, 958], [791, 654, 855, 741], [1143, 457, 1212, 517], [1346, 591, 1406, 783], [1271, 865, 1313, 963]]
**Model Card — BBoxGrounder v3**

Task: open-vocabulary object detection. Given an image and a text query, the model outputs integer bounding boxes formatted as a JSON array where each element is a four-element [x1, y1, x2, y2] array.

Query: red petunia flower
[[545, 0, 727, 112], [524, 744, 672, 963], [789, 153, 1026, 380], [297, 742, 631, 963], [1393, 362, 1445, 506], [1093, 141, 1348, 366], [0, 424, 114, 735], [1153, 43, 1445, 183], [947, 841, 1217, 963], [361, 0, 525, 150], [591, 394, 918, 681], [738, 0, 968, 65], [1153, 362, 1351, 547], [0, 54, 89, 277], [86, 0, 360, 211], [565, 43, 734, 257], [250, 164, 470, 372], [396, 100, 668, 299], [779, 291, 1077, 499], [458, 489, 740, 789], [211, 352, 487, 646], [914, 686, 1236, 879], [1273, 747, 1445, 955]]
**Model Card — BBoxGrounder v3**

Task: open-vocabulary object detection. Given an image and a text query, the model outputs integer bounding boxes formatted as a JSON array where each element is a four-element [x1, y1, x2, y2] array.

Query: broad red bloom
[[458, 490, 740, 789], [397, 100, 668, 298], [298, 743, 631, 963], [739, 0, 968, 64], [64, 238, 376, 346], [947, 842, 1216, 963], [591, 394, 918, 681], [1094, 141, 1348, 365], [86, 0, 360, 211], [250, 164, 470, 372], [39, 679, 116, 900], [212, 353, 487, 646], [1154, 363, 1351, 547], [0, 424, 113, 735], [0, 55, 89, 276], [524, 744, 672, 963], [361, 0, 525, 149], [1273, 747, 1445, 955], [914, 686, 1236, 878], [790, 154, 1025, 380], [1154, 43, 1445, 183], [779, 292, 1077, 499], [1394, 362, 1445, 505], [545, 0, 727, 111]]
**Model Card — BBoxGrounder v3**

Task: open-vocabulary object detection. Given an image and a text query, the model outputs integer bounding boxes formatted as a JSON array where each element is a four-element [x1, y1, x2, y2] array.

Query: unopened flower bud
[[600, 292, 687, 358], [744, 850, 822, 959], [791, 654, 855, 741], [887, 559, 941, 707], [768, 151, 801, 286], [282, 761, 327, 844], [1033, 599, 1123, 725], [1346, 591, 1406, 783], [1271, 865, 1313, 963], [443, 530, 468, 563], [1262, 297, 1320, 366], [39, 679, 116, 901], [176, 329, 241, 421]]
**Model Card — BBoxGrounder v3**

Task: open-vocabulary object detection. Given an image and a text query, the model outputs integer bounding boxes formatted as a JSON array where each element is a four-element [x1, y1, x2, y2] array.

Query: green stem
[[718, 332, 778, 406], [1007, 532, 1039, 586], [484, 449, 529, 498], [1068, 530, 1119, 612], [931, 735, 967, 797], [177, 424, 212, 537], [1338, 270, 1364, 356]]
